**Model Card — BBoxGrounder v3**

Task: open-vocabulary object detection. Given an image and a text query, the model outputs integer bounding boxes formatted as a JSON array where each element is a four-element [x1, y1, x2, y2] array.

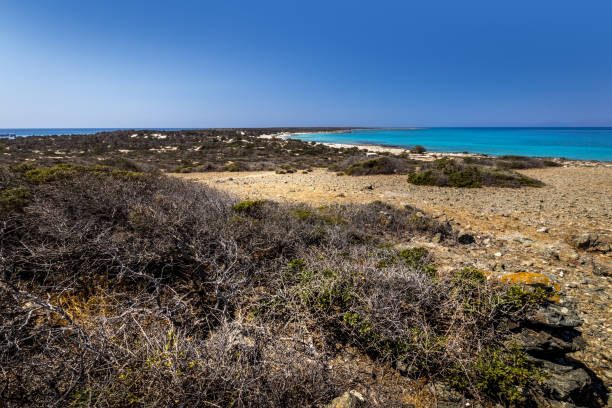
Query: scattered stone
[[538, 227, 550, 233], [325, 390, 365, 408]]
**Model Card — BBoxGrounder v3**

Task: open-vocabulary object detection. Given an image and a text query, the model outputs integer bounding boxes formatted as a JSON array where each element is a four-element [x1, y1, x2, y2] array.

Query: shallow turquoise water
[[292, 128, 612, 161]]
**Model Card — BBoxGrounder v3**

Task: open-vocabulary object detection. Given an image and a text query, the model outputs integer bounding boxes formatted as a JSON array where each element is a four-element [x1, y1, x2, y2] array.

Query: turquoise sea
[[292, 128, 612, 161]]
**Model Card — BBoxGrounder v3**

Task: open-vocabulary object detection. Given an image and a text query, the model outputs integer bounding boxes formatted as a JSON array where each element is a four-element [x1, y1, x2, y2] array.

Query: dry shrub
[[0, 164, 542, 407]]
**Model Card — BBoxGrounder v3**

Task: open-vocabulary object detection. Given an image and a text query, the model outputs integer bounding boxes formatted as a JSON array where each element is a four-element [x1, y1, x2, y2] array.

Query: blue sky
[[1, 0, 611, 127]]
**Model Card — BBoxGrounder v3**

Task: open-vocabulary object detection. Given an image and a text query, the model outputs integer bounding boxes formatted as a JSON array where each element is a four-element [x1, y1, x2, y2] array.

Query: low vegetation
[[342, 156, 413, 175], [0, 128, 369, 173], [0, 162, 555, 407], [0, 129, 556, 188], [407, 158, 544, 188]]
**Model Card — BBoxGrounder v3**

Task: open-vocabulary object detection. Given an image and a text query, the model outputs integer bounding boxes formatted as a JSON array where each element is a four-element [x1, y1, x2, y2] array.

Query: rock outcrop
[[508, 274, 604, 407]]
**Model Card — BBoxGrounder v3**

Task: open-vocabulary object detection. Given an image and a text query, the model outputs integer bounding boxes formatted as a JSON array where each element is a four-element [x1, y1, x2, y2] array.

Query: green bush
[[407, 170, 436, 185], [24, 163, 76, 183], [344, 157, 408, 176], [0, 187, 30, 212], [233, 199, 266, 215], [407, 158, 543, 188], [472, 346, 545, 405]]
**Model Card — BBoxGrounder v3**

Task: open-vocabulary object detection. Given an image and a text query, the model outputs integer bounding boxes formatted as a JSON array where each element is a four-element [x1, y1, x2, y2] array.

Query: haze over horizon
[[2, 0, 611, 128]]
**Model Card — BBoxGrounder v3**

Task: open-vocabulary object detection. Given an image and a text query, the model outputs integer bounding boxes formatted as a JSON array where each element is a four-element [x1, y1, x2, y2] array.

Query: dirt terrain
[[175, 165, 612, 389]]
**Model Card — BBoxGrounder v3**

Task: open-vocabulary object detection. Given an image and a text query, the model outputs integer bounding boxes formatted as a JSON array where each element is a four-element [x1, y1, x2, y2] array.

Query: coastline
[[263, 131, 612, 167]]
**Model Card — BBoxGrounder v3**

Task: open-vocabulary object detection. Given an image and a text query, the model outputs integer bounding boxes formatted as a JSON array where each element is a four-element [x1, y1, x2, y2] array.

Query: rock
[[592, 263, 611, 277], [433, 232, 443, 243], [498, 272, 560, 292], [571, 233, 592, 249], [457, 232, 475, 245], [537, 227, 550, 233], [539, 360, 591, 402], [530, 304, 583, 328], [325, 390, 365, 408], [517, 328, 584, 357], [569, 232, 612, 253]]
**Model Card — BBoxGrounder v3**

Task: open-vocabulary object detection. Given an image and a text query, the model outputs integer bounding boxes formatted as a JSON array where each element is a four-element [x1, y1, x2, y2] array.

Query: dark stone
[[539, 360, 591, 402], [529, 304, 583, 328], [517, 328, 584, 357]]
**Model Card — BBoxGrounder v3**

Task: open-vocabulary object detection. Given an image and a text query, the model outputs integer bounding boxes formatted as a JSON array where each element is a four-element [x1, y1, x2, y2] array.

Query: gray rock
[[570, 232, 612, 253], [539, 361, 591, 402], [530, 304, 583, 328], [571, 233, 592, 249], [517, 328, 584, 356]]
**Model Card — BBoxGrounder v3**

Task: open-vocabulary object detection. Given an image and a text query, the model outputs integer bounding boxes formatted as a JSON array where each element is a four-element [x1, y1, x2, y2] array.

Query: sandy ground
[[174, 165, 612, 386], [174, 166, 611, 241]]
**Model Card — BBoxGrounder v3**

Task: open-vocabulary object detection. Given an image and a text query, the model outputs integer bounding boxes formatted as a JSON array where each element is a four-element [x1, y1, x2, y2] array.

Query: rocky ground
[[175, 164, 612, 405]]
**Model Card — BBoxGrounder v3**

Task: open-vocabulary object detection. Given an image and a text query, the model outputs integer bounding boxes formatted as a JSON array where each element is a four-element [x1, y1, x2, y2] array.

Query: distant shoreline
[[275, 130, 612, 165]]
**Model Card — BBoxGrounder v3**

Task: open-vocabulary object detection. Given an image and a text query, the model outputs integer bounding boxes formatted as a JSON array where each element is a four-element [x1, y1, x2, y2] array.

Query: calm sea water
[[292, 128, 612, 161], [0, 128, 190, 137]]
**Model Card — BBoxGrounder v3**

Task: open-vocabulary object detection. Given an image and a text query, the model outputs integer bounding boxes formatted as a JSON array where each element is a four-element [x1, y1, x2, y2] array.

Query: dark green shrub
[[233, 199, 266, 215], [344, 157, 408, 176], [447, 167, 482, 188], [0, 187, 30, 212], [472, 346, 545, 405], [407, 170, 437, 185], [407, 158, 544, 188], [410, 145, 427, 154], [24, 163, 76, 183]]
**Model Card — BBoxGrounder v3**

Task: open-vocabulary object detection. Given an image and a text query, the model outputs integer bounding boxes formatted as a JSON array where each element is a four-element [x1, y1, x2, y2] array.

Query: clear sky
[[1, 0, 611, 128]]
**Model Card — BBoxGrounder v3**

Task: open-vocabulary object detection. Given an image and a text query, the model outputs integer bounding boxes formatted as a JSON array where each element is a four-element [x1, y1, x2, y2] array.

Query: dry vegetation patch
[[0, 162, 567, 407]]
